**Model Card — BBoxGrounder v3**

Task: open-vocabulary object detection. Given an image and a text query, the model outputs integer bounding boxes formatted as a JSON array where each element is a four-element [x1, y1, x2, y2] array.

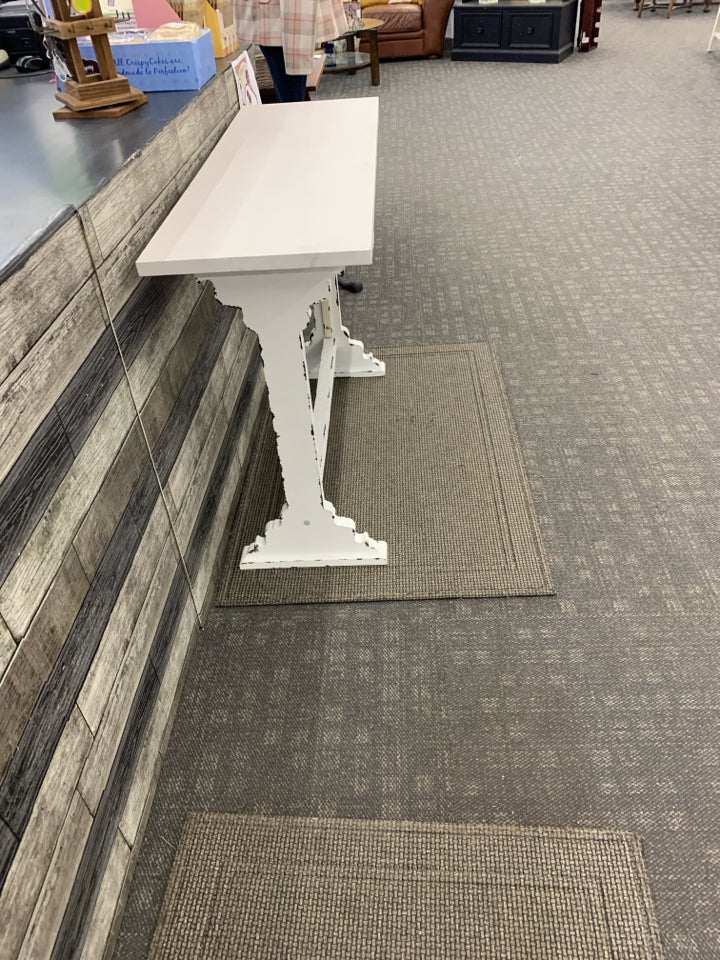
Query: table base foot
[[335, 325, 385, 377], [239, 503, 388, 568], [306, 319, 385, 378]]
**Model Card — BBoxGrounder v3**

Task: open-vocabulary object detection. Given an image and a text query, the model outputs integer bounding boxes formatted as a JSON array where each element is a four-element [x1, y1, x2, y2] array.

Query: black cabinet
[[451, 0, 578, 62]]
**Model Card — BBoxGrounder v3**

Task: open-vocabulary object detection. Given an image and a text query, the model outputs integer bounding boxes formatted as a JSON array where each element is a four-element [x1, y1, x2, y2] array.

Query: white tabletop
[[136, 97, 379, 277]]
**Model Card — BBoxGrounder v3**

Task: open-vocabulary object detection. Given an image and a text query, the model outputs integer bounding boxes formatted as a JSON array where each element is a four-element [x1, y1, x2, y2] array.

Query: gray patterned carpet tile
[[112, 4, 720, 960]]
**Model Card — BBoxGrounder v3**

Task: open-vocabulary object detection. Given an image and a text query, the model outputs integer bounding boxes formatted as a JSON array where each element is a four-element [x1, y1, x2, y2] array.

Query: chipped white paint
[[210, 271, 386, 568], [137, 99, 387, 568]]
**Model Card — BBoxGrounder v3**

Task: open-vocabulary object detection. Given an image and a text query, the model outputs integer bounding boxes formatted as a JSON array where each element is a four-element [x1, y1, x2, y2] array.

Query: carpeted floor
[[113, 5, 720, 960], [217, 343, 553, 605], [150, 815, 664, 960]]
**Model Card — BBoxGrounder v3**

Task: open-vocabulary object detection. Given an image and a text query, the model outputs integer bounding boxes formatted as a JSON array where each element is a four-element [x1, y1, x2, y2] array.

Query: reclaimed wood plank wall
[[0, 68, 265, 960]]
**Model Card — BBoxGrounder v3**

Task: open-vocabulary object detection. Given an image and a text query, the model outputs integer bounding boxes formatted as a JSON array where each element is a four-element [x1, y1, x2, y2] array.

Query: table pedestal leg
[[305, 277, 385, 378], [207, 271, 387, 568]]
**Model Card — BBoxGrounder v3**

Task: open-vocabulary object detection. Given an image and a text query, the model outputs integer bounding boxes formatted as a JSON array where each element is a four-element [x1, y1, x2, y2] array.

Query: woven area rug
[[217, 342, 553, 605], [150, 814, 665, 960]]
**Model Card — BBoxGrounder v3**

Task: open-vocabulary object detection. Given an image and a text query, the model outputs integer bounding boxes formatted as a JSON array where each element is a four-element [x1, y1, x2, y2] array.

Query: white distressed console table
[[137, 98, 387, 568]]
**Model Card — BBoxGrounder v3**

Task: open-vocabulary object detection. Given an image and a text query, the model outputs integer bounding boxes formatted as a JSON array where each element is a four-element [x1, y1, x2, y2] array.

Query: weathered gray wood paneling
[[174, 112, 236, 198], [167, 343, 229, 513], [79, 204, 103, 269], [17, 791, 93, 960], [72, 423, 148, 583], [78, 829, 131, 960], [220, 308, 244, 375], [0, 410, 75, 588], [0, 297, 143, 592], [174, 327, 262, 554], [0, 615, 15, 681], [231, 368, 266, 474], [112, 275, 183, 371], [50, 645, 166, 960], [148, 563, 190, 680], [80, 124, 181, 262], [0, 707, 92, 960], [125, 277, 205, 409], [164, 283, 218, 400], [193, 435, 245, 613], [76, 500, 172, 740], [78, 533, 178, 817], [0, 277, 107, 488], [174, 150, 207, 199], [183, 348, 264, 589], [0, 382, 136, 639], [127, 460, 163, 536], [118, 556, 194, 846], [93, 179, 181, 321], [175, 399, 230, 553], [0, 547, 89, 782], [138, 371, 176, 461], [151, 306, 234, 489], [130, 271, 227, 526], [218, 66, 239, 110], [0, 212, 95, 384], [172, 78, 235, 168], [222, 326, 261, 423], [0, 503, 142, 848], [0, 68, 253, 960], [55, 325, 125, 455], [0, 819, 16, 894]]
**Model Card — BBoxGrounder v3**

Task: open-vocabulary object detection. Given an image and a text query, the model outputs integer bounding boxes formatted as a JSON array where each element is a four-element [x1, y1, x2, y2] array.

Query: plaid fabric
[[235, 0, 347, 74]]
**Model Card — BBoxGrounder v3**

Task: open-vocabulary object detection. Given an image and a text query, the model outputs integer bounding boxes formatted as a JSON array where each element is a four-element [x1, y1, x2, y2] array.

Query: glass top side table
[[323, 17, 384, 86]]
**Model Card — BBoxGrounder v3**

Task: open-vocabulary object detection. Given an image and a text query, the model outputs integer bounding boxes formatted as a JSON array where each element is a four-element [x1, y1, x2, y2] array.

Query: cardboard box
[[78, 30, 216, 91], [203, 0, 238, 58]]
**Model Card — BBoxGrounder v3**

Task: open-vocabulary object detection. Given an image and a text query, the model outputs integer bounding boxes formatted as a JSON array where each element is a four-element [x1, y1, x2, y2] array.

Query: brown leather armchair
[[360, 0, 455, 58]]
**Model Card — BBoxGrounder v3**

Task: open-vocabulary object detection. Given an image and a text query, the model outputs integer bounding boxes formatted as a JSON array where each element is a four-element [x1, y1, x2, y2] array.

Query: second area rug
[[217, 342, 553, 606], [149, 814, 665, 960]]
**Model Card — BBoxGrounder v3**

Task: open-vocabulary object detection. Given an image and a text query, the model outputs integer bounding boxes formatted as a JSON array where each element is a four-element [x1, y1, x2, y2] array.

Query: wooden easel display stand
[[46, 0, 148, 119]]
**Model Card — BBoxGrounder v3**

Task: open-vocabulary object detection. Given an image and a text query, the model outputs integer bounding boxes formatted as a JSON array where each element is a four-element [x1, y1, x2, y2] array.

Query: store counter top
[[0, 65, 232, 271]]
